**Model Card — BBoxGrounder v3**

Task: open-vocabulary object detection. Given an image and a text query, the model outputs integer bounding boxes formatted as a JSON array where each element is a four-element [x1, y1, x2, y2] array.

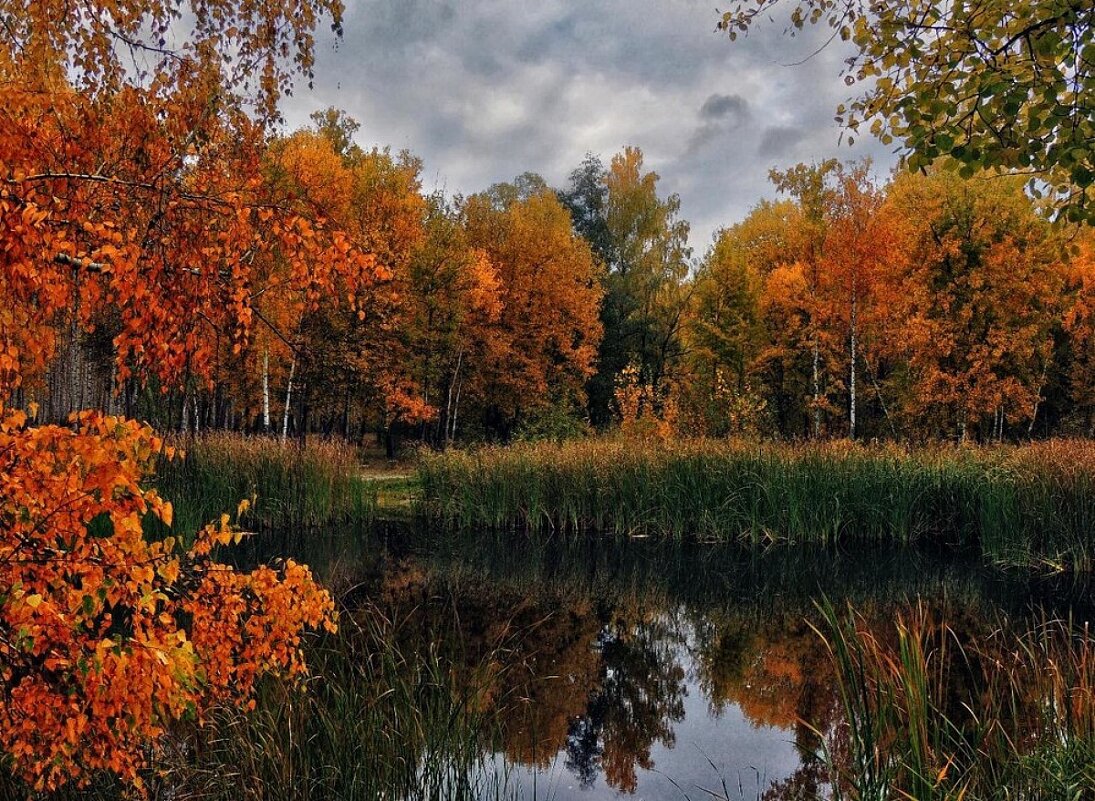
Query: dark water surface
[[242, 526, 1094, 800]]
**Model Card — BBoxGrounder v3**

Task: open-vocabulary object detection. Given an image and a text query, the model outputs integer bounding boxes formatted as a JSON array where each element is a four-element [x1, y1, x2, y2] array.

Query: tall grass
[[157, 610, 520, 801], [417, 438, 1095, 570], [152, 433, 376, 536], [815, 601, 1095, 800]]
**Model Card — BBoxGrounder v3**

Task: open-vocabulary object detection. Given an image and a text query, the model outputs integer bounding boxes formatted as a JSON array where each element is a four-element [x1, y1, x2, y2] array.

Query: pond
[[235, 526, 1095, 800]]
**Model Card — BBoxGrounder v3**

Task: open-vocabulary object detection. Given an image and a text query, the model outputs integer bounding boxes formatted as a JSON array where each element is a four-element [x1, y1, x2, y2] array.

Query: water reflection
[[240, 526, 1095, 799]]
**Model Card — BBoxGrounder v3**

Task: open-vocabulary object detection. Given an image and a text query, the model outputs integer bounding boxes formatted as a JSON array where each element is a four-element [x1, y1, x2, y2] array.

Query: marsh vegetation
[[418, 438, 1095, 570]]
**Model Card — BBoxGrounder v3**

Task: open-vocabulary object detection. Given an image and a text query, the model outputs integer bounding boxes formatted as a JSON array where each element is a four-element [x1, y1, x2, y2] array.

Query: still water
[[246, 526, 1093, 800]]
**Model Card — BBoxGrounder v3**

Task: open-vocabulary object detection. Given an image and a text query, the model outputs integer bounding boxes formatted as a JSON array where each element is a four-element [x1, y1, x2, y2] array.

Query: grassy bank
[[418, 438, 1095, 569], [152, 434, 377, 535]]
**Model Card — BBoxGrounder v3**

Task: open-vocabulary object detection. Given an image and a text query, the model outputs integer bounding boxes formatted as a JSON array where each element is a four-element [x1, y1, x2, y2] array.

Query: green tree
[[575, 148, 692, 425], [684, 227, 767, 435], [560, 153, 614, 265]]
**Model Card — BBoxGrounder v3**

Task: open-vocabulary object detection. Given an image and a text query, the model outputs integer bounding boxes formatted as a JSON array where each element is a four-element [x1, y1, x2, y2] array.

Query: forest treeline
[[23, 109, 1095, 446]]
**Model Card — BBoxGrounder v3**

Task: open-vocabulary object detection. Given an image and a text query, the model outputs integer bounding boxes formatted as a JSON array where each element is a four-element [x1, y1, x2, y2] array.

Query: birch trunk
[[281, 356, 296, 442], [444, 349, 463, 448], [812, 334, 821, 438], [262, 348, 271, 432], [1028, 364, 1048, 437], [449, 375, 463, 445]]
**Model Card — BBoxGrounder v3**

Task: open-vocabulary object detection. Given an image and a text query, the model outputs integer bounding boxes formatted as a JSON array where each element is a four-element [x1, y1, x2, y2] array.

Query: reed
[[814, 600, 1095, 800], [157, 609, 518, 801], [151, 433, 376, 537], [417, 438, 1095, 570]]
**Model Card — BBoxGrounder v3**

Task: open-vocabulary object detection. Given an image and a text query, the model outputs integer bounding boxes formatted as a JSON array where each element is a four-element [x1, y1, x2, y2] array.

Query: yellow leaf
[[158, 559, 180, 584]]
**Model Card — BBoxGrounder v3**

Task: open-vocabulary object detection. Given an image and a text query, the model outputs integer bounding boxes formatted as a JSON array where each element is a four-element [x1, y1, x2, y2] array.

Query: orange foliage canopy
[[0, 74, 376, 395], [462, 188, 603, 421], [0, 0, 350, 790], [1064, 230, 1095, 430], [880, 171, 1063, 435], [0, 410, 336, 790]]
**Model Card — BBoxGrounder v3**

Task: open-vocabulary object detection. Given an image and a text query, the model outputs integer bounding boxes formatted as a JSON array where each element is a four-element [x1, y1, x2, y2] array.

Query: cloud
[[758, 125, 806, 158], [281, 0, 897, 251], [685, 92, 750, 156], [699, 93, 748, 121]]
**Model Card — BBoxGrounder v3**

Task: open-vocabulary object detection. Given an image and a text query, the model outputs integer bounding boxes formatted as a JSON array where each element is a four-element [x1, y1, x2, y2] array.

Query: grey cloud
[[685, 92, 750, 156], [758, 125, 806, 158], [699, 93, 747, 120]]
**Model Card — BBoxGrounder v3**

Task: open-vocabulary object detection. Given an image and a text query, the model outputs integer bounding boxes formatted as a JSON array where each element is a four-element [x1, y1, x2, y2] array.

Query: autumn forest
[[27, 115, 1095, 447]]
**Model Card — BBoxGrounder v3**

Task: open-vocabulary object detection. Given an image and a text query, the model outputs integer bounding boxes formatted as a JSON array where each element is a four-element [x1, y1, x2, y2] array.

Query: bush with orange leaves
[[0, 408, 336, 792], [613, 364, 679, 441]]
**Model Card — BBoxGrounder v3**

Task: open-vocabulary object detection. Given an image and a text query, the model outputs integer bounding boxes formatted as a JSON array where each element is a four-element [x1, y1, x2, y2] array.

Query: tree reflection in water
[[564, 612, 687, 792]]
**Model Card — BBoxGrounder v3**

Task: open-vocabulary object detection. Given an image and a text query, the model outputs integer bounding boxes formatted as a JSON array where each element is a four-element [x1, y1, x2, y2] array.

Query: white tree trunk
[[262, 348, 271, 432], [812, 334, 821, 438], [444, 349, 463, 447], [1028, 364, 1047, 437], [450, 375, 463, 445], [281, 356, 296, 442]]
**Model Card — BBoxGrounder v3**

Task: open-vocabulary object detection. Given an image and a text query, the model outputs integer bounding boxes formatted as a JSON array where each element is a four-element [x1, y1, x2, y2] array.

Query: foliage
[[719, 0, 1095, 224], [561, 147, 692, 427], [1062, 229, 1095, 435], [880, 170, 1064, 438], [0, 0, 352, 791], [461, 181, 603, 437], [0, 410, 335, 790], [678, 163, 1088, 442], [0, 5, 375, 402], [685, 212, 772, 436], [613, 363, 679, 440]]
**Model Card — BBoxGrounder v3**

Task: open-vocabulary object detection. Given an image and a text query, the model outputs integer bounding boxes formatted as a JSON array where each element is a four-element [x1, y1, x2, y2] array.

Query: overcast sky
[[281, 0, 898, 255]]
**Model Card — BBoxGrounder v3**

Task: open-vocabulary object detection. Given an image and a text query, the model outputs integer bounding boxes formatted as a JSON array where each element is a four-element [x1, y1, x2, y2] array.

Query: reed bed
[[152, 433, 376, 536], [816, 601, 1095, 800], [417, 438, 1095, 570], [157, 610, 518, 801]]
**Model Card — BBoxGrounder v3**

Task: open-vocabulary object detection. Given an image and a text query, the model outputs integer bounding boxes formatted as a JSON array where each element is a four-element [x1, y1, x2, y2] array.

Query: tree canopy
[[719, 0, 1095, 223]]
